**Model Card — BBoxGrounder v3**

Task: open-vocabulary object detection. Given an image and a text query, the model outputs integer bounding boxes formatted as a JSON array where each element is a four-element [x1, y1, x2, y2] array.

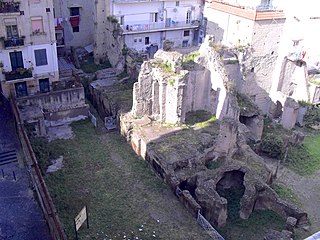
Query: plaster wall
[[53, 0, 95, 48], [204, 6, 254, 46]]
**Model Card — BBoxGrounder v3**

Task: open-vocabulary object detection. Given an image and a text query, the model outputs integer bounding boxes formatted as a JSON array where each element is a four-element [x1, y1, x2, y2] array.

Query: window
[[15, 82, 28, 97], [39, 78, 50, 93], [134, 37, 142, 43], [34, 49, 48, 66], [72, 26, 79, 32], [31, 17, 44, 33], [145, 37, 150, 45], [176, 1, 180, 6], [186, 11, 192, 24], [10, 51, 24, 70], [70, 7, 80, 16], [151, 12, 158, 23], [183, 30, 190, 37], [6, 25, 18, 38]]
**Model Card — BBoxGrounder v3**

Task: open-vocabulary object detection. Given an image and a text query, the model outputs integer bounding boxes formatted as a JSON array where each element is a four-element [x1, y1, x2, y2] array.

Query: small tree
[[261, 133, 284, 158]]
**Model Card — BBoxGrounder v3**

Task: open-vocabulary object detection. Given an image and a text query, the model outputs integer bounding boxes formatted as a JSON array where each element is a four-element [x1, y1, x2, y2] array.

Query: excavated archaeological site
[[85, 37, 318, 239]]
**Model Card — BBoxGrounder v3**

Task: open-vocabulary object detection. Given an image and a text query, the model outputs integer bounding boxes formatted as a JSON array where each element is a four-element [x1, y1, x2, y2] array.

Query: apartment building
[[0, 0, 59, 98], [112, 0, 205, 53], [53, 0, 95, 55], [205, 0, 286, 113]]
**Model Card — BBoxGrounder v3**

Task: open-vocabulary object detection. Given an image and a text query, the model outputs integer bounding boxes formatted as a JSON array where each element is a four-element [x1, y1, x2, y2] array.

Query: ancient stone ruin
[[120, 37, 309, 236]]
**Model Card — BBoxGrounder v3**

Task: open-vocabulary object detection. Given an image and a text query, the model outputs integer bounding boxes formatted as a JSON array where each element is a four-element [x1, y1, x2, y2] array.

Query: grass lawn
[[271, 183, 302, 207], [218, 210, 285, 240], [44, 120, 210, 240], [286, 135, 320, 175], [80, 56, 112, 73]]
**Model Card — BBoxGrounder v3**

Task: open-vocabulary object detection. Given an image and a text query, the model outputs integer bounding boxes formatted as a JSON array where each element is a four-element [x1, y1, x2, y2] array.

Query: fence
[[10, 99, 67, 240], [88, 111, 97, 128], [175, 187, 224, 240], [197, 210, 225, 240]]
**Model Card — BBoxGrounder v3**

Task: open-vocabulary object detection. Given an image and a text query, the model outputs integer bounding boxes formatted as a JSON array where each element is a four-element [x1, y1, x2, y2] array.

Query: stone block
[[285, 216, 297, 232]]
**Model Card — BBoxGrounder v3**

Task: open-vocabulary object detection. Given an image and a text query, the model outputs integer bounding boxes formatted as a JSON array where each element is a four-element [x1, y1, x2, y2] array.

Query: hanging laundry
[[69, 16, 80, 27]]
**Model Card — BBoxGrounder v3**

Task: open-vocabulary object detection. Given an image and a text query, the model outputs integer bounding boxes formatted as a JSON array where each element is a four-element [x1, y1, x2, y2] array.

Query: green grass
[[158, 61, 172, 74], [80, 56, 112, 73], [272, 183, 302, 207], [185, 110, 216, 126], [182, 51, 200, 70], [206, 160, 224, 170], [44, 120, 210, 240], [286, 135, 320, 175], [218, 210, 285, 240]]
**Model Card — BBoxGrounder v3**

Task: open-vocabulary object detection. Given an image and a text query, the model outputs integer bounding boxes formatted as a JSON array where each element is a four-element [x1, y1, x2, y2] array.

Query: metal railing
[[4, 68, 32, 81], [10, 99, 67, 240], [4, 37, 25, 48], [197, 210, 225, 240], [122, 20, 200, 33]]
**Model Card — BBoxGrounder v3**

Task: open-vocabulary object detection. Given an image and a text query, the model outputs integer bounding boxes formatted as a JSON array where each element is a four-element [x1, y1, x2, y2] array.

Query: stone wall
[[132, 39, 241, 124], [94, 8, 125, 72], [17, 87, 87, 113]]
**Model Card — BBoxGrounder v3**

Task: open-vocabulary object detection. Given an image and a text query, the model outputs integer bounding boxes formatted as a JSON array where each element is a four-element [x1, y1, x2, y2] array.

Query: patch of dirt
[[263, 157, 320, 236]]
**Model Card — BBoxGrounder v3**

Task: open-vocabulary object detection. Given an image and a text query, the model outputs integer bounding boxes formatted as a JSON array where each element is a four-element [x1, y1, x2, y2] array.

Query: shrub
[[303, 106, 320, 127], [261, 133, 284, 158]]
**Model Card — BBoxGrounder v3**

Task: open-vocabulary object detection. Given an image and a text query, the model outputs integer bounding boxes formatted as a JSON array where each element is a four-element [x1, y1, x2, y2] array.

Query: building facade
[[205, 0, 286, 113], [0, 0, 59, 98], [113, 0, 205, 53], [53, 0, 95, 55]]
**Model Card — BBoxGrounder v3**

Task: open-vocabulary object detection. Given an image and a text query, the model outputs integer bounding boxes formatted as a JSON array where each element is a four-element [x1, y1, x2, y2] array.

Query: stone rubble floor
[[0, 96, 50, 240]]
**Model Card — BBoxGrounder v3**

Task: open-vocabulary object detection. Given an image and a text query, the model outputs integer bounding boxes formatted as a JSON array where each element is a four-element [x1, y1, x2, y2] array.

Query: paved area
[[0, 95, 51, 240]]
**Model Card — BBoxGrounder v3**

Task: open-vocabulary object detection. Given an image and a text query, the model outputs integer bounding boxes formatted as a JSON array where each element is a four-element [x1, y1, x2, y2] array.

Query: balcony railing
[[4, 68, 33, 81], [122, 20, 200, 33], [3, 37, 24, 48], [0, 2, 20, 14]]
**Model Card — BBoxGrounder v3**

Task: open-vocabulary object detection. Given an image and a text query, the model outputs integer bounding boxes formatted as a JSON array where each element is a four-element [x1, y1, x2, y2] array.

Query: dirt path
[[264, 157, 320, 236], [277, 167, 320, 233]]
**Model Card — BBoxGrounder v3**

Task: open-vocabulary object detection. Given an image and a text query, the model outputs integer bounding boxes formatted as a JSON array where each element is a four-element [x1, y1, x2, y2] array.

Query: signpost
[[74, 206, 89, 240]]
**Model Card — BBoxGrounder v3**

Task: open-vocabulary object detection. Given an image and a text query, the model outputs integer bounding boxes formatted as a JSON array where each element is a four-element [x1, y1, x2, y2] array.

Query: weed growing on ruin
[[206, 160, 224, 170], [182, 51, 200, 70], [309, 78, 320, 85], [168, 78, 175, 86], [303, 106, 320, 128], [261, 133, 284, 158], [158, 61, 173, 74]]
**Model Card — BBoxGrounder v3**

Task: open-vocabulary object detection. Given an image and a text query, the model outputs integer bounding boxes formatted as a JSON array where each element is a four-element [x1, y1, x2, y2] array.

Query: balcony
[[122, 20, 201, 34], [4, 68, 33, 81], [208, 0, 285, 21], [0, 1, 20, 14], [3, 37, 24, 48]]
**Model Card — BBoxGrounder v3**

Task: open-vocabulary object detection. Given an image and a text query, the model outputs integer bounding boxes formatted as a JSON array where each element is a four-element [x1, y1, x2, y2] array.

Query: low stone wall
[[17, 87, 86, 113]]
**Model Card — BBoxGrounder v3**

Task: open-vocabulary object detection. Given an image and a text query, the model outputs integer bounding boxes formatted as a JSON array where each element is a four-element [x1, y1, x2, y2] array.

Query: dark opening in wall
[[216, 170, 245, 221], [251, 67, 255, 72], [179, 176, 197, 198]]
